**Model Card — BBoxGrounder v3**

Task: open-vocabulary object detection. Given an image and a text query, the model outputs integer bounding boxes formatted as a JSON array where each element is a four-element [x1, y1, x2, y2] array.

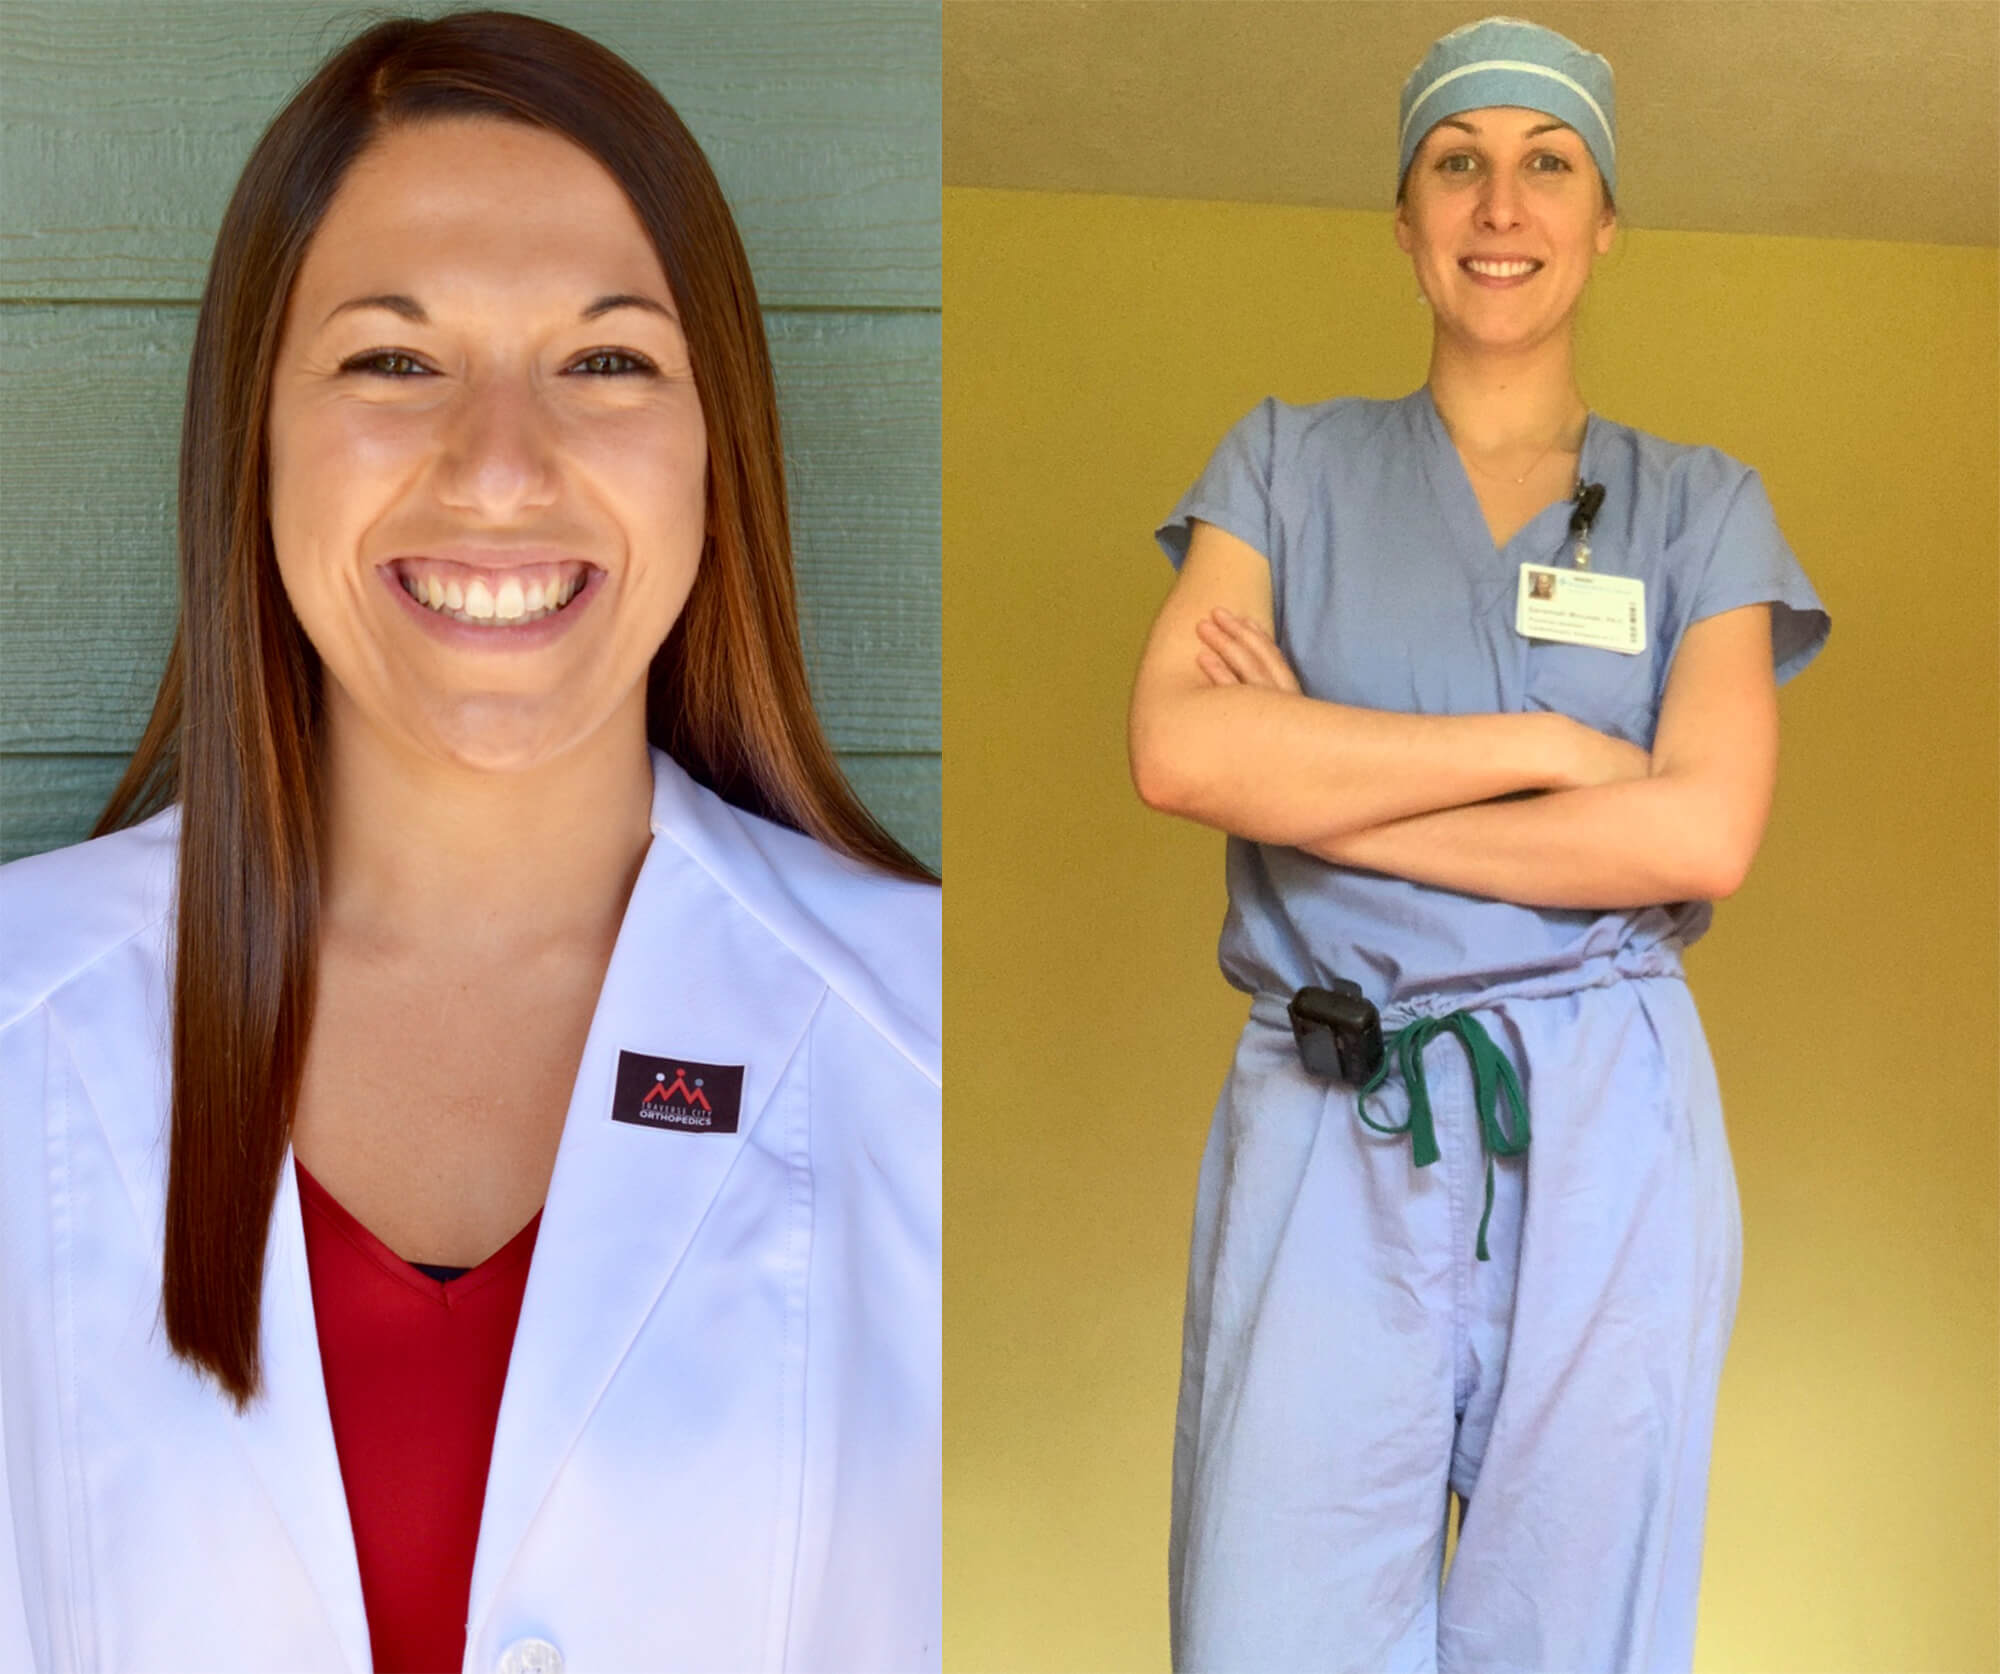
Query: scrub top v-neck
[[1155, 386, 1829, 1018], [1419, 396, 1597, 570], [296, 1155, 542, 1674]]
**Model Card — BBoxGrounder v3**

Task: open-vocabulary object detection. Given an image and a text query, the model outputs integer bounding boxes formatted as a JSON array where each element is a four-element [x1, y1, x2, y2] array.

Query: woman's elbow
[[1685, 823, 1763, 901], [1127, 687, 1222, 818], [1690, 854, 1748, 903], [1651, 771, 1769, 901], [1128, 725, 1193, 815]]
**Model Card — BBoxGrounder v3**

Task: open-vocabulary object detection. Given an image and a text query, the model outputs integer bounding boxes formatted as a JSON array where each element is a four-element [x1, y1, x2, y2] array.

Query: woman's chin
[[1438, 298, 1581, 358], [392, 696, 613, 779]]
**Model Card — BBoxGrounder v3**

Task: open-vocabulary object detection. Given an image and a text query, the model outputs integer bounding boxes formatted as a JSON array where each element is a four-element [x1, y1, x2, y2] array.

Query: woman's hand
[[1194, 607, 1302, 695], [1552, 714, 1652, 789]]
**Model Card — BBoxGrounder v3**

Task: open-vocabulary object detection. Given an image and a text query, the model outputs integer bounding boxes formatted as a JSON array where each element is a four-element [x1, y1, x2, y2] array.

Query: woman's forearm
[[1129, 683, 1634, 846], [1126, 526, 1648, 845], [1303, 771, 1755, 909], [1304, 606, 1782, 908]]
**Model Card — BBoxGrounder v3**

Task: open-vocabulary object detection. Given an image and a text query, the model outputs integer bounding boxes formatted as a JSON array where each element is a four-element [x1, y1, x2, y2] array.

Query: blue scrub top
[[1155, 387, 1830, 1014]]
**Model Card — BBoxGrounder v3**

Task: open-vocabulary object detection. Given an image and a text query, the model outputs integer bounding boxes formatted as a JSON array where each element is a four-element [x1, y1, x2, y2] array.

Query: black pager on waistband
[[1288, 980, 1385, 1086]]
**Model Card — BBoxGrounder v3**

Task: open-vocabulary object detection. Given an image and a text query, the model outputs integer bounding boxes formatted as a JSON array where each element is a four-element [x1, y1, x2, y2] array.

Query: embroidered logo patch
[[612, 1051, 745, 1135]]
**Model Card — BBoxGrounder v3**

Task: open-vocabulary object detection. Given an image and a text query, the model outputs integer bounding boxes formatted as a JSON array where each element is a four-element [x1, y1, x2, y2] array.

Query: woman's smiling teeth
[[1463, 257, 1541, 278], [396, 565, 587, 626]]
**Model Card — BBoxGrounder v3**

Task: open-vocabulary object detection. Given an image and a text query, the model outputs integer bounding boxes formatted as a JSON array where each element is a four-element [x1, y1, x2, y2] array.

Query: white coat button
[[497, 1639, 563, 1674]]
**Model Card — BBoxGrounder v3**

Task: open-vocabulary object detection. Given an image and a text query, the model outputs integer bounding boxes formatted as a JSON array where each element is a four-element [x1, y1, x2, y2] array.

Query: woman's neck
[[315, 692, 656, 958], [1426, 331, 1588, 461]]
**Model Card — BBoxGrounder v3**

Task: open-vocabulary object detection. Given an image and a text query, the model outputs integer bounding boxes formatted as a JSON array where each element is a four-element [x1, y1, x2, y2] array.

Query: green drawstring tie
[[1355, 1012, 1530, 1262]]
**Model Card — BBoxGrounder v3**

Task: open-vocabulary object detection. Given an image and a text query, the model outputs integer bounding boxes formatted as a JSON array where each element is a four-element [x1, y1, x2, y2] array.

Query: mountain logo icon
[[643, 1069, 710, 1110]]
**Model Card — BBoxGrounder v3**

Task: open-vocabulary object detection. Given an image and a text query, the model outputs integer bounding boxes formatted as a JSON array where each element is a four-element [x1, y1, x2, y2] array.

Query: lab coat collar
[[463, 749, 832, 1641], [640, 748, 941, 1087]]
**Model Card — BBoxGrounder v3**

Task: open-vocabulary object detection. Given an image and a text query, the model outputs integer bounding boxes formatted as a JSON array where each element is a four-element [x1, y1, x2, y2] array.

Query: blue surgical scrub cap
[[1398, 16, 1617, 200]]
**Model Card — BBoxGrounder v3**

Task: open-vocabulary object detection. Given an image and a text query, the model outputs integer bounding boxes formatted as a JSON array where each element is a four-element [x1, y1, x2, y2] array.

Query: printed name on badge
[[1516, 563, 1647, 655], [612, 1050, 746, 1134]]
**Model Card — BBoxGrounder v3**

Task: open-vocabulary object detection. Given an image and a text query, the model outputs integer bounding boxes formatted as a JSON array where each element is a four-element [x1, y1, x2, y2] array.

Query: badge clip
[[1567, 481, 1606, 570]]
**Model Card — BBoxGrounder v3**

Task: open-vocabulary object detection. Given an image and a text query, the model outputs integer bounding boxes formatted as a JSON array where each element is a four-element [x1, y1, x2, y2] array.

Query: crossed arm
[[1126, 521, 1779, 909]]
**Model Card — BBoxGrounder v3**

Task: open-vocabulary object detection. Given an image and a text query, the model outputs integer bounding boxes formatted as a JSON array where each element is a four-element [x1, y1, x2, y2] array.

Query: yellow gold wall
[[943, 185, 1999, 1672]]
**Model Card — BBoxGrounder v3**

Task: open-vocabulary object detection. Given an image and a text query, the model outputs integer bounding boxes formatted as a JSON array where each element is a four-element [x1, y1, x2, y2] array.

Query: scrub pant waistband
[[1245, 944, 1688, 1037]]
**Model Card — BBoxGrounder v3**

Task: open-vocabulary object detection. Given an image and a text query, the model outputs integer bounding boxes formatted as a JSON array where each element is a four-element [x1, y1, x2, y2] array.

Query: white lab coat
[[0, 747, 940, 1674]]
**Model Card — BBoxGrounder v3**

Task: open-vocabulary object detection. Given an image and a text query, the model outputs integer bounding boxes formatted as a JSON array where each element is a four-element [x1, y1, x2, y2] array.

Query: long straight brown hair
[[95, 9, 934, 1409]]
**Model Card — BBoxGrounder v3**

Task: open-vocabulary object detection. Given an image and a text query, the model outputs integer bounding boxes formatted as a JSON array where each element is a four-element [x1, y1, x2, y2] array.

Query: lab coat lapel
[[230, 1160, 373, 1671], [60, 923, 370, 1671], [466, 754, 825, 1636]]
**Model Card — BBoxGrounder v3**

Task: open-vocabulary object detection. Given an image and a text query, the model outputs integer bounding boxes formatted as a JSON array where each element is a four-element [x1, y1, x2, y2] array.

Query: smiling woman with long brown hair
[[0, 11, 938, 1671]]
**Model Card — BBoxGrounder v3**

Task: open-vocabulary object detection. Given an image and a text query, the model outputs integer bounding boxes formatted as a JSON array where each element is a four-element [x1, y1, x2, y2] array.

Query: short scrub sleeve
[[1155, 399, 1280, 571], [1679, 464, 1830, 684]]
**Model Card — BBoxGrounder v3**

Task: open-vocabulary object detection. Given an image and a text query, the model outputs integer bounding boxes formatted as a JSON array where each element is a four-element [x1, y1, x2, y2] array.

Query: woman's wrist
[[1525, 710, 1649, 793], [1514, 710, 1584, 791]]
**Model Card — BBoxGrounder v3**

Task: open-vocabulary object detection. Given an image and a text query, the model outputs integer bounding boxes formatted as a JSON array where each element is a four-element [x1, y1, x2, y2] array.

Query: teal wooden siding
[[0, 0, 941, 869]]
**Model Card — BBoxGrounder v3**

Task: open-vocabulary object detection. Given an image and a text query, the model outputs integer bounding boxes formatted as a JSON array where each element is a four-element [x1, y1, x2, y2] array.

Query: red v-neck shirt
[[296, 1157, 543, 1674]]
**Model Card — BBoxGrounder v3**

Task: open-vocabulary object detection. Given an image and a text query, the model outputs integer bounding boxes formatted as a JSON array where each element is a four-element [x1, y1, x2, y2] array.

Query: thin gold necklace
[[1452, 411, 1588, 486]]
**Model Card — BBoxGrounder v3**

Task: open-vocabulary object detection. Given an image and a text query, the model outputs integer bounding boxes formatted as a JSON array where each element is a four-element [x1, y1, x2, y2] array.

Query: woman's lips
[[1459, 256, 1543, 287], [379, 560, 603, 649], [395, 563, 584, 624]]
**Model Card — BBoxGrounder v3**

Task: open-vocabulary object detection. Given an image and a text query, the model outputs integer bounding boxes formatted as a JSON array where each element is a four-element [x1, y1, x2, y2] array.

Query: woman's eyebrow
[[319, 291, 678, 328], [580, 292, 678, 323], [1432, 118, 1573, 142]]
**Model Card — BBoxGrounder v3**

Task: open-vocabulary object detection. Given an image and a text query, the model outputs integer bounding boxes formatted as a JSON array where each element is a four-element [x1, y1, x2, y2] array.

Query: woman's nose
[[1475, 170, 1525, 232], [433, 372, 561, 515]]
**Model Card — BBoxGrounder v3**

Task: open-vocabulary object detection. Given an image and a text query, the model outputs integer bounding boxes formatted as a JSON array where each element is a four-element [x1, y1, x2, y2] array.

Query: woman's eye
[[342, 350, 431, 377], [337, 348, 658, 378], [1439, 153, 1478, 174], [571, 349, 656, 376], [1530, 153, 1573, 173]]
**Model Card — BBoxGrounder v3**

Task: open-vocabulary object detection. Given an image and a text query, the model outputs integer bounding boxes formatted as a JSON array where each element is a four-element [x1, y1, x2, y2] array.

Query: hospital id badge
[[1516, 564, 1646, 655]]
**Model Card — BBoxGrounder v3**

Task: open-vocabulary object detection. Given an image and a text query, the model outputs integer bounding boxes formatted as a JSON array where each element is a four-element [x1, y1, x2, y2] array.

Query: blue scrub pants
[[1170, 969, 1740, 1674]]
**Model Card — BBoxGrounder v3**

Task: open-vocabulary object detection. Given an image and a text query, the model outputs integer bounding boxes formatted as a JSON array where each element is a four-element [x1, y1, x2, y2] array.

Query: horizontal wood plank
[[0, 750, 940, 871], [0, 753, 128, 865], [837, 752, 942, 876], [0, 305, 938, 755], [0, 0, 939, 309], [777, 311, 942, 750]]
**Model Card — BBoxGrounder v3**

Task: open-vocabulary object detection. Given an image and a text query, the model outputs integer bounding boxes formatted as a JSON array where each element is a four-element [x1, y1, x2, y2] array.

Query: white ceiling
[[946, 0, 2000, 247]]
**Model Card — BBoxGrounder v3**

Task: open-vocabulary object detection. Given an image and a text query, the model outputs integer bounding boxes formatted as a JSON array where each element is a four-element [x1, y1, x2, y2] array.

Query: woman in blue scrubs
[[1128, 18, 1829, 1673]]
